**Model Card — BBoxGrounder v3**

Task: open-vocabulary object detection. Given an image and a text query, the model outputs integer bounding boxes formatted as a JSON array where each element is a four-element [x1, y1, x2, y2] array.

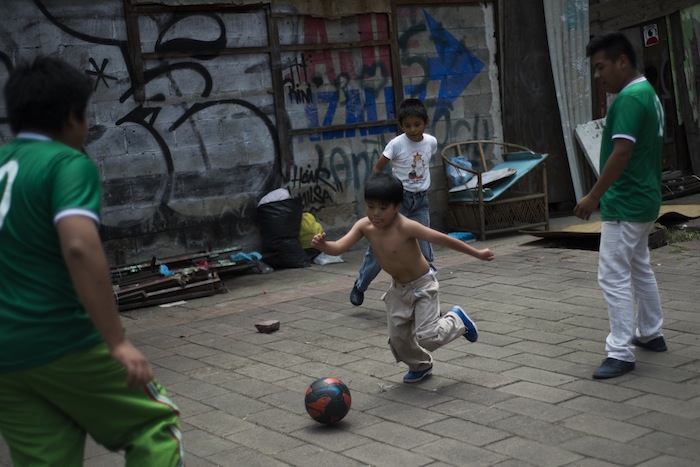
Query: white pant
[[598, 221, 664, 362]]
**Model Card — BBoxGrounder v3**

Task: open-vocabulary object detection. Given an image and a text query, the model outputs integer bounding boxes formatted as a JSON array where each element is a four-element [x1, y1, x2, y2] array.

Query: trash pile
[[111, 188, 342, 311], [111, 247, 272, 311]]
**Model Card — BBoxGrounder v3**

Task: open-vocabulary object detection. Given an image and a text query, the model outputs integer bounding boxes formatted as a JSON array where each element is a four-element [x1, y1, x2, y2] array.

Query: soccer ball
[[304, 377, 352, 425]]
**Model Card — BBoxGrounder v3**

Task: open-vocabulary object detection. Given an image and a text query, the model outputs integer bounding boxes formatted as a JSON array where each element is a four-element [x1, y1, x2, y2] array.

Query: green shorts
[[0, 342, 183, 466]]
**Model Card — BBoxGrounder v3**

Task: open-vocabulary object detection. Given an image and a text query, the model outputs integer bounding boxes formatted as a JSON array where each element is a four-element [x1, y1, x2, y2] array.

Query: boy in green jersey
[[574, 32, 666, 379], [0, 56, 183, 465]]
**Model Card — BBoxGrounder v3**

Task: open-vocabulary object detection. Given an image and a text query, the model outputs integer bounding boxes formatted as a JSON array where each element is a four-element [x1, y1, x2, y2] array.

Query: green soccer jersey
[[0, 135, 103, 374], [599, 77, 664, 222]]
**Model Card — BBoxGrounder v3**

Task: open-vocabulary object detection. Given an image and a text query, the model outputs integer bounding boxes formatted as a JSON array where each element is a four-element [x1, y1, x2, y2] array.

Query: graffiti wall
[[280, 4, 501, 234], [0, 0, 500, 263]]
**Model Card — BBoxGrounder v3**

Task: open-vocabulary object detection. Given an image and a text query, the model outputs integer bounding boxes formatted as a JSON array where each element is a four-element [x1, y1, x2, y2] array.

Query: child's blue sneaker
[[450, 306, 478, 342], [403, 366, 433, 383]]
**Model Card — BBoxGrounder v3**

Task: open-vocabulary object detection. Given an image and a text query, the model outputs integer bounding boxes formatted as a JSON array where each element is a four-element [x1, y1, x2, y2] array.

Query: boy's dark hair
[[365, 172, 403, 206], [397, 98, 429, 125], [4, 55, 94, 134], [586, 31, 637, 69]]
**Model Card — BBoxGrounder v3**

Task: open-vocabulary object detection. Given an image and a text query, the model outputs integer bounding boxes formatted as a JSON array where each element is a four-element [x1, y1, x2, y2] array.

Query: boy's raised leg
[[449, 306, 479, 342]]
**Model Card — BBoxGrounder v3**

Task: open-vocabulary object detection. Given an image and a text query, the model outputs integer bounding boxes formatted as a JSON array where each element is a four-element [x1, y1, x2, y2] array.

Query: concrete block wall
[[0, 1, 501, 265]]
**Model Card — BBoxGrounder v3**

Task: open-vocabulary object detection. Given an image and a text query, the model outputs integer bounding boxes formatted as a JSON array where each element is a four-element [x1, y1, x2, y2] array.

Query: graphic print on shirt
[[0, 160, 19, 229], [408, 152, 426, 180]]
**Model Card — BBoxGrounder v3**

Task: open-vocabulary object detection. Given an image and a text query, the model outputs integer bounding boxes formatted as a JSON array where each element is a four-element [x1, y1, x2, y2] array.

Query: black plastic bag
[[257, 198, 310, 268]]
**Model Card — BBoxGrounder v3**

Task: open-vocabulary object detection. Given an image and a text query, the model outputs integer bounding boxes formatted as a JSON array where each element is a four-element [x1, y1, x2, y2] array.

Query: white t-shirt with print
[[383, 133, 437, 193]]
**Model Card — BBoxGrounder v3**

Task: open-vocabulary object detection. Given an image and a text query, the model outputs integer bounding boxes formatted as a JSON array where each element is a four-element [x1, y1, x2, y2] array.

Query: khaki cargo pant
[[383, 271, 467, 371]]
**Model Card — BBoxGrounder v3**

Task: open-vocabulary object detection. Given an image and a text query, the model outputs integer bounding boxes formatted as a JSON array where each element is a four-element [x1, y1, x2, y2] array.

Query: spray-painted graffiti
[[290, 151, 343, 206], [18, 1, 281, 243], [425, 12, 485, 137], [86, 58, 118, 90], [282, 15, 396, 141], [289, 130, 395, 210], [0, 1, 496, 259], [282, 10, 487, 145]]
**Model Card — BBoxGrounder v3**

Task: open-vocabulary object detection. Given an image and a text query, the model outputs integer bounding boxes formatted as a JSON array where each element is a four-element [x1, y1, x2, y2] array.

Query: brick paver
[[1, 233, 699, 466]]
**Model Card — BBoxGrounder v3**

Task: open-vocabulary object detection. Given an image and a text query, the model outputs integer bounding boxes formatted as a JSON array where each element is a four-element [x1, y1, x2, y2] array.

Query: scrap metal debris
[[111, 247, 274, 311], [662, 172, 700, 200]]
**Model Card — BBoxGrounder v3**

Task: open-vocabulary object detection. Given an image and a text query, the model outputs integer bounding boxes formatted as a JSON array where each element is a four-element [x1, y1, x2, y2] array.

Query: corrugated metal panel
[[543, 0, 591, 200]]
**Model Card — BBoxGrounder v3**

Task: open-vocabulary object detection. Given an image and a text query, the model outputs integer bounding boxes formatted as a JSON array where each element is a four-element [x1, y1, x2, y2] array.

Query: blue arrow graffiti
[[425, 10, 484, 105], [301, 11, 485, 138]]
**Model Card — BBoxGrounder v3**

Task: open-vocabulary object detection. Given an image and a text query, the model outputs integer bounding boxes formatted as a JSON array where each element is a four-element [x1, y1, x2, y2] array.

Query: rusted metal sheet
[[543, 0, 591, 202]]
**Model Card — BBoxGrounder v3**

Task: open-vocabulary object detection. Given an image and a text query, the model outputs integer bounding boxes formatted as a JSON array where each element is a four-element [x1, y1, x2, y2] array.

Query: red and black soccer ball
[[304, 377, 352, 425]]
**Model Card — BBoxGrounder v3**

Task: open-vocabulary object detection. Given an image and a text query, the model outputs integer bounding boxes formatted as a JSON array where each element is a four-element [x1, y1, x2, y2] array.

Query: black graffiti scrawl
[[18, 1, 284, 245], [1, 2, 497, 261]]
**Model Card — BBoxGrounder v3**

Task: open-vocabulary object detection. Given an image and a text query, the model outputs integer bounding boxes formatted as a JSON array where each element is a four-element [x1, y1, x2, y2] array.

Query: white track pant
[[598, 221, 664, 362]]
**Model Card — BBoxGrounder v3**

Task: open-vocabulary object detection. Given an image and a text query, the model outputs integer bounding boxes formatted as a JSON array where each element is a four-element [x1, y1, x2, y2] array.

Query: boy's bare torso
[[359, 215, 431, 284]]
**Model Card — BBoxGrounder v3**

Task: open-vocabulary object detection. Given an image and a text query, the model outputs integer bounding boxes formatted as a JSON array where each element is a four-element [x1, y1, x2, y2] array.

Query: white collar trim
[[16, 132, 52, 141], [622, 76, 647, 91]]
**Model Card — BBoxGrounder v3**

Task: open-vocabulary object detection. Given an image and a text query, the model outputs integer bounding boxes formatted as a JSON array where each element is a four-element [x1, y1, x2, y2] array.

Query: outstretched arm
[[311, 220, 366, 256], [407, 220, 495, 261], [57, 215, 154, 388]]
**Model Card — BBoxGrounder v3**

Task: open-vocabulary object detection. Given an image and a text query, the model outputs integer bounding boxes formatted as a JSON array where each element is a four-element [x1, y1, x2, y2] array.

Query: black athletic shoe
[[631, 336, 667, 352], [592, 357, 635, 379], [350, 286, 364, 306]]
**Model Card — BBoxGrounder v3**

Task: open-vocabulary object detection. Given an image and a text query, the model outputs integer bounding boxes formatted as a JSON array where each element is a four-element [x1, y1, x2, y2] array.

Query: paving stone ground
[[2, 224, 699, 466]]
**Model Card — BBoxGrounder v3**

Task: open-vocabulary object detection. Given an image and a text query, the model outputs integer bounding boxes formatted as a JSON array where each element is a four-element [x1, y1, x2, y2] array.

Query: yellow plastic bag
[[299, 212, 324, 249]]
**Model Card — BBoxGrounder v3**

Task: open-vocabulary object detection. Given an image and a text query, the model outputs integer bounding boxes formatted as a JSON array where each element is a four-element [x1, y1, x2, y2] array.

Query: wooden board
[[521, 204, 700, 238]]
